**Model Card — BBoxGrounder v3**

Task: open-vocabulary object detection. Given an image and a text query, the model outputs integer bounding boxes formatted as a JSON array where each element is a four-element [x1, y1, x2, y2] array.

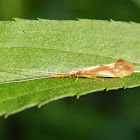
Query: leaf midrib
[[1, 46, 140, 65]]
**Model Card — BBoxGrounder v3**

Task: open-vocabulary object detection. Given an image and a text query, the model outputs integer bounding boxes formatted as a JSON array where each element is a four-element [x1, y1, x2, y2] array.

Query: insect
[[51, 59, 134, 81]]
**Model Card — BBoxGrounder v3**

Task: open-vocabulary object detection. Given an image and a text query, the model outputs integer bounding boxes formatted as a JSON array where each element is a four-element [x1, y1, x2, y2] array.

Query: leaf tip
[[12, 17, 22, 22], [4, 114, 9, 119], [76, 95, 80, 99], [124, 86, 127, 89], [38, 104, 42, 108], [37, 18, 42, 21], [76, 18, 80, 21], [106, 88, 109, 91], [110, 19, 115, 22]]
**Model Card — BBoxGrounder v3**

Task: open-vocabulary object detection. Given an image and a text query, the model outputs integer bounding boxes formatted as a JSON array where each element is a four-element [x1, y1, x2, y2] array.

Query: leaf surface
[[0, 18, 140, 117]]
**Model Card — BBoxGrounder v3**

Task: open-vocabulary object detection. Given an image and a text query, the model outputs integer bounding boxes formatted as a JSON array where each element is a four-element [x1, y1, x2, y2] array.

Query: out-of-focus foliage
[[131, 0, 140, 8], [0, 87, 140, 140], [0, 0, 140, 22]]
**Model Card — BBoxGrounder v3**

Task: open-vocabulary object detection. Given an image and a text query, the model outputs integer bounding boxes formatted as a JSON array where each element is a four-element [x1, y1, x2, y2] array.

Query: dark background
[[0, 0, 140, 140]]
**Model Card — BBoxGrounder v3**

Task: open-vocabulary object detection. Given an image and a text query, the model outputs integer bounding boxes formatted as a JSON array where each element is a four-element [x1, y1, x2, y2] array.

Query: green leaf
[[131, 0, 140, 8], [0, 18, 140, 117]]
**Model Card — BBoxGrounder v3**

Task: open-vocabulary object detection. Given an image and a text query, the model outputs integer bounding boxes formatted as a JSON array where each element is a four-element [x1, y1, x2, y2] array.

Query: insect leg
[[75, 75, 79, 82]]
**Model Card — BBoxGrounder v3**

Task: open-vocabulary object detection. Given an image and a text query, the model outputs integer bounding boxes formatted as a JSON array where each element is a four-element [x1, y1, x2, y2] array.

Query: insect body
[[51, 59, 134, 79]]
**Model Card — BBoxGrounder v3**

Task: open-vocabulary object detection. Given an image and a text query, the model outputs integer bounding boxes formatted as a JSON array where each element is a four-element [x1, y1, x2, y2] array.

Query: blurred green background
[[0, 0, 140, 140]]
